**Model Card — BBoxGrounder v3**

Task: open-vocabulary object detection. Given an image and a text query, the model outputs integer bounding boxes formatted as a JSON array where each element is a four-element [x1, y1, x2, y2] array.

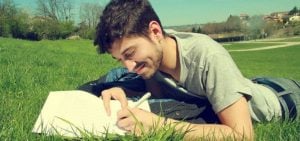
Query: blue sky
[[14, 0, 299, 26]]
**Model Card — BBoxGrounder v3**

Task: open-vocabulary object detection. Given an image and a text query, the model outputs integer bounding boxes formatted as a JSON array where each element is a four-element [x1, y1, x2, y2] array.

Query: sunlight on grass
[[0, 37, 299, 140], [261, 37, 300, 42], [223, 42, 283, 50], [229, 45, 300, 80]]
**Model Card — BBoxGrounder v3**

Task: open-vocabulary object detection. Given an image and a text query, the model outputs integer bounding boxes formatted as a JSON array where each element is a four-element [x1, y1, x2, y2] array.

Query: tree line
[[0, 0, 103, 40], [1, 0, 300, 41], [191, 6, 300, 41]]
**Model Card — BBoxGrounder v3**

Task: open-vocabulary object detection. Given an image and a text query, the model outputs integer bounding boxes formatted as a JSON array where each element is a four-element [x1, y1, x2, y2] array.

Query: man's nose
[[123, 60, 136, 72]]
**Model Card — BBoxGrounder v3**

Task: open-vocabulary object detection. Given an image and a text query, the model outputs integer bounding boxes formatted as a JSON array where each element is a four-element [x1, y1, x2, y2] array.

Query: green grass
[[280, 37, 300, 42], [1, 37, 300, 140], [0, 38, 120, 140], [229, 44, 300, 80], [223, 42, 283, 50], [262, 37, 300, 42]]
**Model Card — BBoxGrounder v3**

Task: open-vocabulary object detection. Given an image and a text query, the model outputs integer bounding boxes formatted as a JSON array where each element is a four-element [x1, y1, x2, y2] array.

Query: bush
[[30, 18, 76, 40]]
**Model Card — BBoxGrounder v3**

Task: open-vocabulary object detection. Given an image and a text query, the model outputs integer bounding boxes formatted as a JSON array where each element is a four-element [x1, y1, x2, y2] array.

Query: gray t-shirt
[[154, 31, 281, 122]]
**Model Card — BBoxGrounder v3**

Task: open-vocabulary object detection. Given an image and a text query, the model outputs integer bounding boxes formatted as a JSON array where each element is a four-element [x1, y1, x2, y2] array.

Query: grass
[[229, 44, 300, 80], [279, 37, 300, 42], [261, 37, 300, 42], [0, 38, 119, 140], [223, 42, 283, 50], [0, 37, 300, 140]]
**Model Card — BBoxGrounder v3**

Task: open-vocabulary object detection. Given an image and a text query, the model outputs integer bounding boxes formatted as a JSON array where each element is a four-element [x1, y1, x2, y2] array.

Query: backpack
[[77, 67, 219, 124]]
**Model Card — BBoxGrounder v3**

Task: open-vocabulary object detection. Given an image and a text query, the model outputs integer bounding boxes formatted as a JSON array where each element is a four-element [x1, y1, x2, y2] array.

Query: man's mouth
[[134, 62, 146, 74]]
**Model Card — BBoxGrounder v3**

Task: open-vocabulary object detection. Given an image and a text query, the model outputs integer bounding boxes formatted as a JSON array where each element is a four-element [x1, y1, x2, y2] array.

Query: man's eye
[[125, 50, 135, 58]]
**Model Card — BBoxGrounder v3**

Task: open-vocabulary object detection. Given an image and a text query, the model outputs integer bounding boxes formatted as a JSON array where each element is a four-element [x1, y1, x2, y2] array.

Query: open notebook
[[32, 90, 150, 137]]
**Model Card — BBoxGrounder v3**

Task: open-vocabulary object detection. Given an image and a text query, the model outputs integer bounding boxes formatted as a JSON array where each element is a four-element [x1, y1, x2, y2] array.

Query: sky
[[14, 0, 299, 26]]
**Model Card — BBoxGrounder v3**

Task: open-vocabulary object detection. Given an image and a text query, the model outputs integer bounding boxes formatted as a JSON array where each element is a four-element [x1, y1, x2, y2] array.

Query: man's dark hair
[[94, 0, 166, 54]]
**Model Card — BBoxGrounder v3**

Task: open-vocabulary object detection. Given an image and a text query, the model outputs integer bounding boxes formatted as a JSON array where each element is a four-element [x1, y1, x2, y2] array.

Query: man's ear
[[148, 21, 163, 42]]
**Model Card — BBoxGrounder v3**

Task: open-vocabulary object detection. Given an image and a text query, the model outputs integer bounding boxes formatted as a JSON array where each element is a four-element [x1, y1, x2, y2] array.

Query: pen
[[115, 92, 151, 128], [133, 92, 151, 108]]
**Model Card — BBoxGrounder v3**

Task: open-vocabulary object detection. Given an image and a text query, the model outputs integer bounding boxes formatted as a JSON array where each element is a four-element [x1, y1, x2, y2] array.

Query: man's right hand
[[101, 87, 128, 116]]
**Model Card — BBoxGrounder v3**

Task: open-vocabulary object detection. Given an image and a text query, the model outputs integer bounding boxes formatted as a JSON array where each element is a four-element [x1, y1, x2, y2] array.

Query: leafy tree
[[290, 21, 300, 35], [11, 9, 31, 39], [201, 15, 242, 34], [247, 15, 266, 39], [288, 6, 299, 15], [263, 21, 277, 37], [30, 18, 46, 40], [32, 0, 76, 40], [191, 27, 196, 33], [0, 0, 17, 37], [30, 17, 59, 40], [59, 21, 75, 39], [77, 22, 96, 39], [202, 23, 217, 34], [225, 15, 242, 32], [0, 0, 33, 39], [196, 26, 202, 33], [191, 26, 202, 33]]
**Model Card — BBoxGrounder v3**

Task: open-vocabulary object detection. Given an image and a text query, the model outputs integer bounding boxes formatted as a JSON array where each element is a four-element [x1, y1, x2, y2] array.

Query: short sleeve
[[203, 53, 252, 113]]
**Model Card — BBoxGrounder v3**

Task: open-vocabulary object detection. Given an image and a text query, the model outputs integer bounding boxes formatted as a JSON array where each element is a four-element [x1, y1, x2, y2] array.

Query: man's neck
[[159, 36, 180, 81]]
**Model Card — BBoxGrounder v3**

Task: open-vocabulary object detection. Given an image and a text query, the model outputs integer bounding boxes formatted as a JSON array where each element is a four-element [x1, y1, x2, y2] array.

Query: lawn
[[230, 44, 300, 80], [261, 37, 300, 42], [223, 42, 283, 50], [0, 37, 299, 140]]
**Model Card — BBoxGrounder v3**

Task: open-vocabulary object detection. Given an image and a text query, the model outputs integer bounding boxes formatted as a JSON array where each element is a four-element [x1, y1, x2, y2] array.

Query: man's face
[[109, 36, 163, 79]]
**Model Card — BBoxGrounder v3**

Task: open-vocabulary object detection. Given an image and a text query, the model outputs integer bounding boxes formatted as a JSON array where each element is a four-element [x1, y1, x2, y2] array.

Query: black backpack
[[77, 68, 219, 124]]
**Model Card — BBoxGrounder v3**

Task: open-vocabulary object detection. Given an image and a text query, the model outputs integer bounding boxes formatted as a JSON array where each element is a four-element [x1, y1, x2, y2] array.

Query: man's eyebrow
[[121, 46, 135, 55]]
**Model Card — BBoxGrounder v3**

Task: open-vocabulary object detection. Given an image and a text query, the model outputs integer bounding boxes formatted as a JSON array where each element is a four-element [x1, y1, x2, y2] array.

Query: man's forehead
[[109, 38, 122, 53], [110, 36, 135, 51], [108, 38, 128, 60]]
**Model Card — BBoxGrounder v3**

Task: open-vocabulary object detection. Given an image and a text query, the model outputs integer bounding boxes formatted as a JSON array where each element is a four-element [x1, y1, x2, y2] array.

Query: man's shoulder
[[167, 30, 224, 57], [167, 30, 221, 49], [166, 30, 211, 40]]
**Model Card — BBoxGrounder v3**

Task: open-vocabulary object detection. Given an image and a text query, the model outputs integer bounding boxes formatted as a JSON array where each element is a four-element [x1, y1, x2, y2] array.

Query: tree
[[0, 0, 17, 37], [202, 23, 216, 34], [10, 9, 31, 39], [31, 17, 75, 40], [288, 6, 299, 15], [191, 27, 196, 33], [196, 26, 202, 33], [247, 15, 266, 39], [290, 21, 300, 35], [34, 0, 75, 39], [77, 21, 96, 39], [0, 0, 32, 39], [79, 2, 103, 28], [191, 26, 202, 33], [78, 2, 103, 39], [202, 22, 225, 34], [225, 15, 242, 32], [36, 0, 74, 22], [59, 21, 75, 39]]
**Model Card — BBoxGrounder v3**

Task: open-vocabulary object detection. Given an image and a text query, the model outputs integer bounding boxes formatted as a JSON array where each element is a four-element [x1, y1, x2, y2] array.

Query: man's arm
[[117, 96, 253, 141], [165, 96, 253, 140]]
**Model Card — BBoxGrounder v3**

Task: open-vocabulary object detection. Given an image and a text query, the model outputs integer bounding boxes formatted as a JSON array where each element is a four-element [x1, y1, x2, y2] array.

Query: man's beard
[[142, 50, 163, 79]]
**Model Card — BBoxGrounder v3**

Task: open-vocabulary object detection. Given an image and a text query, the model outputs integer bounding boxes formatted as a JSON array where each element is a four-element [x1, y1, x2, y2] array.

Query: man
[[93, 0, 300, 140]]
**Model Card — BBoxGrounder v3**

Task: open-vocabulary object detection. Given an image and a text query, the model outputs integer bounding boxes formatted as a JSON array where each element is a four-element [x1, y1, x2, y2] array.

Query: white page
[[32, 90, 150, 137]]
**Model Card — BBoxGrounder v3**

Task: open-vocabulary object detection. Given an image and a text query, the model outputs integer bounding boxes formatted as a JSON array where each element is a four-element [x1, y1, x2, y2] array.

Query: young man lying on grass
[[86, 0, 300, 140]]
